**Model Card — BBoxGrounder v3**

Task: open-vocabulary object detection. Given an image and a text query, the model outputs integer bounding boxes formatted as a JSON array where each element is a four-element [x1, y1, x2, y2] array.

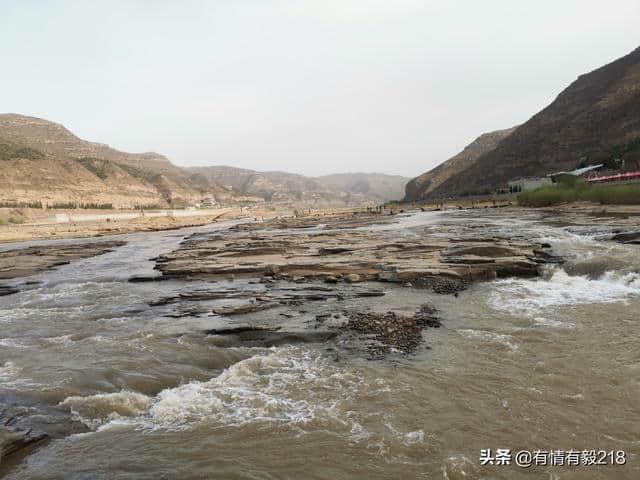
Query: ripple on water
[[0, 361, 39, 388], [457, 329, 519, 352], [0, 338, 28, 348]]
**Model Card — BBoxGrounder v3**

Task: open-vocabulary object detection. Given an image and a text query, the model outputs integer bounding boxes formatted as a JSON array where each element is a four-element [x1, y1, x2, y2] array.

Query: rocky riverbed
[[1, 207, 639, 479], [0, 240, 126, 296], [124, 210, 572, 366], [154, 211, 560, 286]]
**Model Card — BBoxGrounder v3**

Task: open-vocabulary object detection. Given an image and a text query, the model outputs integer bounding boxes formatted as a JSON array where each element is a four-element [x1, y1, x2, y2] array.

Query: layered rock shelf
[[0, 240, 126, 295], [154, 213, 559, 289], [150, 211, 564, 358]]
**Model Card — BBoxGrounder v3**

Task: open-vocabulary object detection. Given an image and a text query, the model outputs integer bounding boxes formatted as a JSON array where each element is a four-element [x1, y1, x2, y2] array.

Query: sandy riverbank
[[0, 206, 407, 244], [0, 211, 238, 243], [5, 201, 639, 244]]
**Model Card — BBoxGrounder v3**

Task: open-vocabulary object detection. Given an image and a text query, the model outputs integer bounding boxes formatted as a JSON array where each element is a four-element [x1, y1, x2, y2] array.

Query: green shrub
[[76, 157, 110, 180], [134, 203, 165, 210], [0, 143, 44, 161], [0, 201, 42, 208], [53, 202, 78, 209], [49, 202, 114, 209], [518, 183, 640, 207], [78, 203, 113, 209]]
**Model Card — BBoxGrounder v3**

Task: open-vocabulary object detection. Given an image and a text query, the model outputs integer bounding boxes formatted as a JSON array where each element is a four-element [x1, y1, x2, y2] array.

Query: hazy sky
[[1, 1, 638, 177]]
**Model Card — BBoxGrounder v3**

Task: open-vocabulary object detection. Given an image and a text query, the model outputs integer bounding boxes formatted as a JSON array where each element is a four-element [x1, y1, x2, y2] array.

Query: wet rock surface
[[0, 394, 89, 471], [147, 211, 565, 358], [0, 240, 126, 295], [154, 213, 554, 292], [612, 231, 640, 244], [0, 286, 19, 297], [345, 305, 441, 358], [2, 207, 639, 478], [204, 327, 338, 348], [150, 283, 386, 312]]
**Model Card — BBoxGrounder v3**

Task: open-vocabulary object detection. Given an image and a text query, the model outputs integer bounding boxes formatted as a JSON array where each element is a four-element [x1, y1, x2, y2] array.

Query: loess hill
[[405, 45, 640, 201]]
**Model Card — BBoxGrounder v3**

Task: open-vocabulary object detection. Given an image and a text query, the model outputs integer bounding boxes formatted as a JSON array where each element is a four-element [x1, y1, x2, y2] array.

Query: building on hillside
[[587, 170, 640, 185], [507, 177, 552, 192], [200, 196, 218, 208], [547, 164, 603, 184]]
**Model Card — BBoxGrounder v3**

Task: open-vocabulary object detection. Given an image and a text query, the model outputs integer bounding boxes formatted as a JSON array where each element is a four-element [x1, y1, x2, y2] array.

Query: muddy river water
[[1, 209, 639, 479]]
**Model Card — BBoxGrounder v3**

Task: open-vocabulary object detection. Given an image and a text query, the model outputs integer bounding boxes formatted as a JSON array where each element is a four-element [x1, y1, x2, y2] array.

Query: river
[[1, 209, 639, 479]]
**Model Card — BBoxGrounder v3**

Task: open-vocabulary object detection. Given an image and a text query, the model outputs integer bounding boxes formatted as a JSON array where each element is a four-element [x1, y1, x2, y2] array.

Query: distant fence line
[[294, 206, 385, 216], [21, 207, 230, 226]]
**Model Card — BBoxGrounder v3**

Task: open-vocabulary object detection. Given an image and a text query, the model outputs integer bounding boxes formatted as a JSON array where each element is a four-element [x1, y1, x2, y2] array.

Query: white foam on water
[[0, 338, 28, 348], [0, 307, 34, 323], [0, 361, 38, 388], [533, 316, 573, 328], [347, 421, 372, 442], [42, 334, 76, 346], [538, 230, 599, 248], [403, 430, 424, 446], [441, 455, 479, 480], [458, 329, 519, 352], [0, 361, 19, 380], [561, 393, 585, 401], [60, 391, 152, 428], [82, 347, 370, 435], [488, 268, 640, 318], [146, 346, 363, 428], [69, 346, 432, 457], [44, 334, 119, 346]]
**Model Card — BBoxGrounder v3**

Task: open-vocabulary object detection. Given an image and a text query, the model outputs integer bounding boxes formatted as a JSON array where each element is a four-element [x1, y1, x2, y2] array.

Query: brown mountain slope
[[404, 127, 516, 201], [317, 172, 409, 203], [189, 166, 408, 206], [407, 45, 640, 200], [0, 114, 227, 207]]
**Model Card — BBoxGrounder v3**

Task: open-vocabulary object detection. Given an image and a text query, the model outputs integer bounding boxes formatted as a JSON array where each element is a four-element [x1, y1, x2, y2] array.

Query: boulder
[[377, 271, 400, 282], [612, 231, 640, 244], [344, 274, 361, 283], [0, 285, 19, 297], [1, 425, 48, 463], [264, 264, 280, 276]]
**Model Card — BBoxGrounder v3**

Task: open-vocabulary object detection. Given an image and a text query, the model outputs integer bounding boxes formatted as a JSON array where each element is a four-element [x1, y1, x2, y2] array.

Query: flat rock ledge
[[0, 240, 127, 295], [148, 212, 565, 358], [153, 213, 561, 293]]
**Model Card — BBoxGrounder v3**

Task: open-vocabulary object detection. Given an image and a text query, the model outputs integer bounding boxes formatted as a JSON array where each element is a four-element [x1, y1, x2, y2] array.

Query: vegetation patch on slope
[[0, 143, 45, 161], [518, 184, 640, 207], [75, 157, 111, 180]]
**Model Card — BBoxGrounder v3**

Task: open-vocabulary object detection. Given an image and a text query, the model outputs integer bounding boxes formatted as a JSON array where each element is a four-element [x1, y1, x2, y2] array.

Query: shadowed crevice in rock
[[201, 325, 338, 348], [612, 231, 640, 244]]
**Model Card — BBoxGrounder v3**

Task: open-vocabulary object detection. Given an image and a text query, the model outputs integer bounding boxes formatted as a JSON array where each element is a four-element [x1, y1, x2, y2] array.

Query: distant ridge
[[0, 114, 407, 208], [404, 127, 516, 201], [405, 45, 640, 201], [188, 166, 409, 206], [0, 113, 228, 208]]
